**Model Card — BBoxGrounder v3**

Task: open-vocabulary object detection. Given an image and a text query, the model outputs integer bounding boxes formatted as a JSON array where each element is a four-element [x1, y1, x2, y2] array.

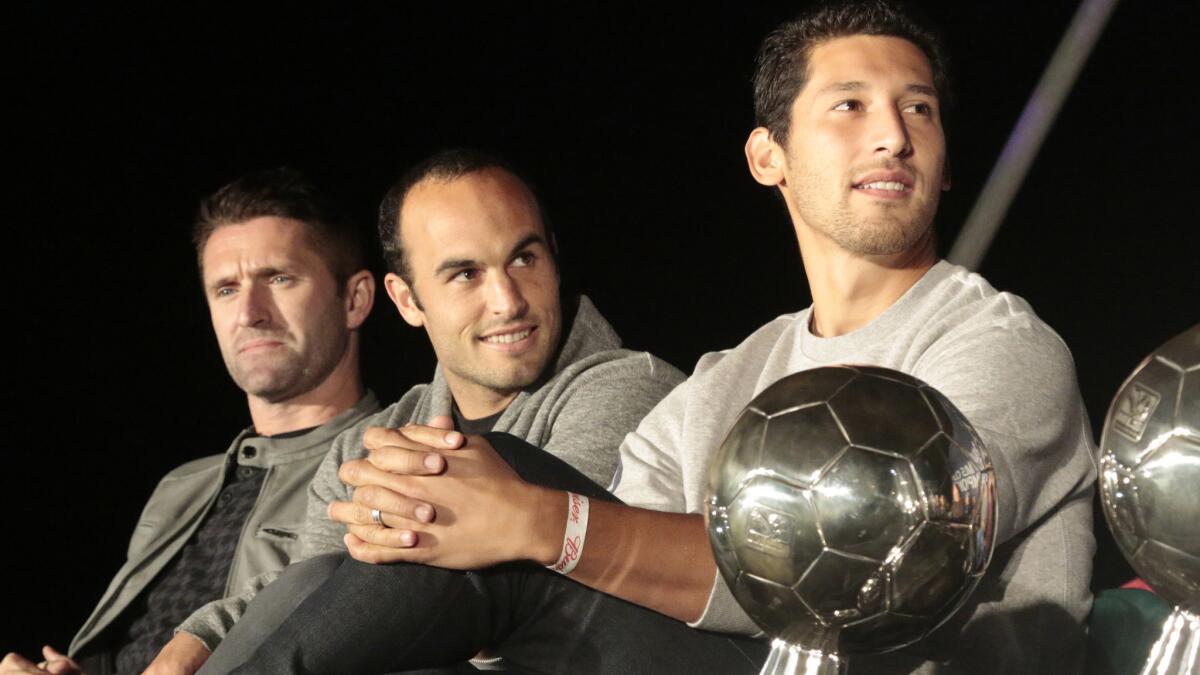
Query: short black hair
[[377, 148, 556, 286], [194, 167, 366, 287], [753, 0, 952, 146]]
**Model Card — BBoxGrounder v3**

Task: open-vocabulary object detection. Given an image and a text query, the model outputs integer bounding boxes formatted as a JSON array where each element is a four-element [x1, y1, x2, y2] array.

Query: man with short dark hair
[[0, 168, 380, 675], [149, 149, 685, 673], [197, 3, 1096, 672]]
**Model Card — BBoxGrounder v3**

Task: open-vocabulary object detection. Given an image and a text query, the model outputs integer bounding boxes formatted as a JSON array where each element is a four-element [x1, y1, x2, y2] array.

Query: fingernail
[[415, 505, 433, 522], [401, 530, 415, 546], [445, 431, 463, 446]]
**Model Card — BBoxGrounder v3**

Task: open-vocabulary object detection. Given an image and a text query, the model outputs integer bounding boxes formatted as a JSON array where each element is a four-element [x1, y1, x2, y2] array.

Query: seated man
[[0, 168, 380, 675], [195, 3, 1097, 673], [149, 150, 686, 672]]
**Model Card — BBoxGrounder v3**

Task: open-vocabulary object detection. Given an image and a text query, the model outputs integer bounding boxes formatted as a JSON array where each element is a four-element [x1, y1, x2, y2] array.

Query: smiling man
[[0, 168, 380, 675], [199, 3, 1096, 673], [151, 149, 684, 672]]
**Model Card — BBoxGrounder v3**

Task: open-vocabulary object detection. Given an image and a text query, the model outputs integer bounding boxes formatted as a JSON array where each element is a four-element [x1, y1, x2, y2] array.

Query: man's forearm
[[531, 488, 715, 623]]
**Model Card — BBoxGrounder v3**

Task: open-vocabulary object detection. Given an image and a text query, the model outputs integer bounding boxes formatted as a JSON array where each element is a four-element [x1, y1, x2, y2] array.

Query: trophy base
[[1141, 607, 1199, 675], [760, 638, 846, 675]]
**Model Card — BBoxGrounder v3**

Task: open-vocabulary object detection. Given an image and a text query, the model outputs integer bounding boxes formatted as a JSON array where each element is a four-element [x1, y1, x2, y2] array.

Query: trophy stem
[[759, 638, 847, 675], [1140, 607, 1199, 675]]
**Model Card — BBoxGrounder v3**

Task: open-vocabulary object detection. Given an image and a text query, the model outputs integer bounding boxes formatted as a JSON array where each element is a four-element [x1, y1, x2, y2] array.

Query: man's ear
[[343, 270, 376, 331], [745, 127, 787, 187], [384, 272, 425, 328]]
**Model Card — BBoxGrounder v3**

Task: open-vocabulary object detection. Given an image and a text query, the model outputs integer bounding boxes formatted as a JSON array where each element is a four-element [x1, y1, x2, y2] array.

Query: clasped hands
[[0, 647, 80, 675], [328, 419, 560, 570]]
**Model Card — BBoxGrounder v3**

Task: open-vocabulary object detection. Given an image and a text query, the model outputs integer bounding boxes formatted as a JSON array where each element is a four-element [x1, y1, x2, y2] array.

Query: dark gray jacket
[[69, 394, 379, 660]]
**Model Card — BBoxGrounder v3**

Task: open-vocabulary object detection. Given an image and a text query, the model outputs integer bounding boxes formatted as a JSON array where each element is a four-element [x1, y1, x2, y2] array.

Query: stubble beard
[[444, 310, 563, 404], [447, 358, 543, 400], [791, 165, 941, 258], [225, 326, 348, 404], [822, 195, 938, 256]]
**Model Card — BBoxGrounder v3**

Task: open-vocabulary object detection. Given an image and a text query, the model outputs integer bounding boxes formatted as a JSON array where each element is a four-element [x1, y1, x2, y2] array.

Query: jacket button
[[242, 445, 257, 459]]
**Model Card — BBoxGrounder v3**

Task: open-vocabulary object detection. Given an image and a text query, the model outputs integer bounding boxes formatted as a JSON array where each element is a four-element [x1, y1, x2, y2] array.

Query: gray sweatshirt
[[613, 261, 1097, 674], [180, 296, 684, 649]]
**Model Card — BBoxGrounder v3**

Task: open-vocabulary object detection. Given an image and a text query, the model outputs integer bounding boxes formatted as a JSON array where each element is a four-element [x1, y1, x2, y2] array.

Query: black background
[[6, 1, 1198, 656]]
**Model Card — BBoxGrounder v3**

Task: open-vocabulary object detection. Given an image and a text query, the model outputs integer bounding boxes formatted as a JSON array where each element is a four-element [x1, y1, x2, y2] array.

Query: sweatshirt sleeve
[[912, 319, 1096, 546], [174, 569, 281, 651], [540, 352, 686, 487], [613, 350, 765, 636]]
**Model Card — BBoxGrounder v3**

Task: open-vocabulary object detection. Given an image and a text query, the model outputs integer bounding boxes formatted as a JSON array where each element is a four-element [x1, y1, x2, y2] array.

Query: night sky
[[7, 2, 1198, 656]]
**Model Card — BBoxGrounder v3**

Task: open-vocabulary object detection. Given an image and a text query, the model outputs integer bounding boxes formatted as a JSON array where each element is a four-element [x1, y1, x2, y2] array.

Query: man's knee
[[271, 553, 345, 597]]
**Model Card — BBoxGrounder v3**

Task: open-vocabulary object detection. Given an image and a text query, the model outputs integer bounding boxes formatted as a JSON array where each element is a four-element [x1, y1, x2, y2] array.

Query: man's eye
[[270, 274, 293, 284], [215, 287, 236, 298], [833, 100, 862, 112], [904, 102, 934, 116], [512, 252, 535, 267], [453, 269, 479, 282]]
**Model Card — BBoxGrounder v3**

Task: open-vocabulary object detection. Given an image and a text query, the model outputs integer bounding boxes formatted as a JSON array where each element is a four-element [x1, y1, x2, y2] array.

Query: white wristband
[[547, 492, 589, 574]]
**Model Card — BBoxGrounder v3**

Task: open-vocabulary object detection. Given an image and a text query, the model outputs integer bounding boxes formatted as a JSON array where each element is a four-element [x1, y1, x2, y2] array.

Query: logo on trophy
[[1112, 382, 1163, 443]]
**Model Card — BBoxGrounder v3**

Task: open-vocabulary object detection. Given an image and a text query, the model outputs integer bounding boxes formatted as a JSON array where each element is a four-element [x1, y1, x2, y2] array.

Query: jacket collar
[[231, 391, 380, 467]]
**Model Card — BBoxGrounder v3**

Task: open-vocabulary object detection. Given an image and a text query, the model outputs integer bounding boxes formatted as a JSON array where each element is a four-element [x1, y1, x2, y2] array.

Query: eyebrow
[[433, 233, 548, 277], [206, 266, 290, 292], [816, 81, 938, 98]]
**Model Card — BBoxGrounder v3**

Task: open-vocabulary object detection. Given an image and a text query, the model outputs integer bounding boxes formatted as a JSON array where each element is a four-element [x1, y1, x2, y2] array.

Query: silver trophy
[[706, 365, 996, 675], [1098, 324, 1200, 674]]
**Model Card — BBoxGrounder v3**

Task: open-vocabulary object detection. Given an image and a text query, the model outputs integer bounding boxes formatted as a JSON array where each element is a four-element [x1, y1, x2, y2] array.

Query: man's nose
[[870, 106, 913, 158], [237, 283, 273, 327], [486, 272, 529, 319]]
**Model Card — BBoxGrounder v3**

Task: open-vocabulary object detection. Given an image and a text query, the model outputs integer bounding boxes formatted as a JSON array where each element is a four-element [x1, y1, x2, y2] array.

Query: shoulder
[[916, 269, 1075, 381], [630, 311, 806, 431], [355, 385, 431, 430], [691, 311, 805, 380], [555, 348, 685, 390], [326, 385, 432, 459], [910, 271, 1084, 432]]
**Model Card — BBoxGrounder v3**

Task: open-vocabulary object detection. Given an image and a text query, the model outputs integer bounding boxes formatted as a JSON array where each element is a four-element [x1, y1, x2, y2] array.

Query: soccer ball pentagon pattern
[[706, 365, 996, 657], [1099, 323, 1200, 611]]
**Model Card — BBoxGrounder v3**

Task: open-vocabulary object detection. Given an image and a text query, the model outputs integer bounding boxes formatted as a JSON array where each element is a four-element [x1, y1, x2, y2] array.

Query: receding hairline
[[394, 166, 545, 250]]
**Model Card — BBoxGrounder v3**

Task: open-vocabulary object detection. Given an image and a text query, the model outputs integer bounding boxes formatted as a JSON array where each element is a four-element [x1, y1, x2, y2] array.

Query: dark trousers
[[222, 433, 768, 674]]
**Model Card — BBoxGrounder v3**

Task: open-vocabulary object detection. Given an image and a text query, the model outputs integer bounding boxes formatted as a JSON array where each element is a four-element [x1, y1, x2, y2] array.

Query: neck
[[445, 375, 519, 420], [797, 225, 936, 338], [246, 343, 364, 436]]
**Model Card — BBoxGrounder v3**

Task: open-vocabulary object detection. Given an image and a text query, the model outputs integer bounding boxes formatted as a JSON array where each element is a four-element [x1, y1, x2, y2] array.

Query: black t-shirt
[[451, 405, 504, 436]]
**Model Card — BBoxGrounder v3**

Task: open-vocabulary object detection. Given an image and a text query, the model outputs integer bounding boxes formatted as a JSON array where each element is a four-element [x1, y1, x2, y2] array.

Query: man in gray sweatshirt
[[202, 3, 1096, 673], [147, 149, 685, 673]]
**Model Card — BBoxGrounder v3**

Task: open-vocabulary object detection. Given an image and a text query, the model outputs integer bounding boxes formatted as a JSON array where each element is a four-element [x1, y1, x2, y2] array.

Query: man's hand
[[330, 428, 562, 570], [331, 421, 465, 531], [1, 647, 82, 675], [142, 633, 209, 675], [330, 423, 715, 623]]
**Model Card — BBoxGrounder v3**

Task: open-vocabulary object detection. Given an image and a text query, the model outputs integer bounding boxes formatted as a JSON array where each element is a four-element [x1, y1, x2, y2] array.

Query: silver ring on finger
[[370, 508, 385, 526]]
